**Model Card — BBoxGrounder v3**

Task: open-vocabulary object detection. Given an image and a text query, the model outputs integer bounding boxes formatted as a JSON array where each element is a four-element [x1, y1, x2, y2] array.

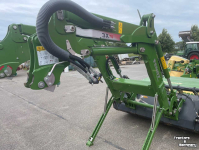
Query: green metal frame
[[26, 10, 185, 150], [181, 60, 199, 78], [0, 24, 35, 78]]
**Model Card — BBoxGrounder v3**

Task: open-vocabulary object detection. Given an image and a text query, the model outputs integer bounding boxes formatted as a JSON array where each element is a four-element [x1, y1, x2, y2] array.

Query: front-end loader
[[22, 0, 199, 149], [0, 24, 35, 78]]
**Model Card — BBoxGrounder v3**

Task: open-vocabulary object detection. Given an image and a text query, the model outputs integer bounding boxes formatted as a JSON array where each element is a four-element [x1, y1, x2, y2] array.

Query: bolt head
[[150, 30, 154, 34], [0, 73, 5, 78], [38, 81, 45, 89], [169, 112, 172, 115], [140, 47, 145, 52], [49, 82, 52, 86], [13, 26, 17, 30], [70, 26, 75, 31], [178, 107, 181, 112], [155, 40, 159, 45], [23, 37, 27, 41], [44, 77, 49, 81]]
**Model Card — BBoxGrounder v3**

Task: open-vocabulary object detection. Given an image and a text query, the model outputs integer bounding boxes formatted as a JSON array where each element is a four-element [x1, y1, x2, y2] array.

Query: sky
[[0, 0, 198, 42]]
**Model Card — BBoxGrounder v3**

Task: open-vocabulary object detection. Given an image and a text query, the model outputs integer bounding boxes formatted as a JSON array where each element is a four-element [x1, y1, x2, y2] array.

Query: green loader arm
[[26, 0, 186, 149]]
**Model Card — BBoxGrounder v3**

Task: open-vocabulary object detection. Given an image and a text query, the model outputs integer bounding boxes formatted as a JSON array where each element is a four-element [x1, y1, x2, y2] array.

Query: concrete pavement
[[0, 64, 198, 150]]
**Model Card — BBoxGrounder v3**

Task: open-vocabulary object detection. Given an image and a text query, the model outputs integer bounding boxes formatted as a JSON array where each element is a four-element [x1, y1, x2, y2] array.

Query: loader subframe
[[0, 24, 35, 78]]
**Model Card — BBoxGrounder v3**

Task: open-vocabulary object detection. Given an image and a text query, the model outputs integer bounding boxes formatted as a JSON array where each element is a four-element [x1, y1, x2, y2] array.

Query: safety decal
[[36, 46, 45, 51], [36, 47, 59, 66], [118, 22, 123, 34]]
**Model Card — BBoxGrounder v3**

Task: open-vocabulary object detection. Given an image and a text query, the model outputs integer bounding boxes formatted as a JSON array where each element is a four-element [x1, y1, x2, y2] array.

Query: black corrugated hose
[[36, 0, 113, 73]]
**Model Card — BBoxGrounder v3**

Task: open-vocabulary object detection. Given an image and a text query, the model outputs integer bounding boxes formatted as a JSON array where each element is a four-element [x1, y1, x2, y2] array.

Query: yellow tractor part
[[168, 56, 190, 77]]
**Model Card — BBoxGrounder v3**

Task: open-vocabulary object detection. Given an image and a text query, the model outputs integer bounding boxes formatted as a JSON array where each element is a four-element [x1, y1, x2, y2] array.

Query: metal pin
[[104, 87, 109, 114], [178, 107, 181, 112], [151, 94, 158, 131], [167, 78, 173, 91]]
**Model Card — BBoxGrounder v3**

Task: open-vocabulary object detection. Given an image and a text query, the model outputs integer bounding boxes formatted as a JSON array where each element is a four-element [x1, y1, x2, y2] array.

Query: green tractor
[[176, 42, 199, 59], [176, 31, 199, 59]]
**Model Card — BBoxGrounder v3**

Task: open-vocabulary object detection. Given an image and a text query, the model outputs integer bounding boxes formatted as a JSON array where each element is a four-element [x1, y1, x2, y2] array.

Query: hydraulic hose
[[36, 0, 113, 63], [165, 85, 199, 93]]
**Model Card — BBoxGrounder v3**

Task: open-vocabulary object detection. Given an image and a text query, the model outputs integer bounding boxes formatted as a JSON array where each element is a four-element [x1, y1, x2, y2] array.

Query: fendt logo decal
[[154, 59, 160, 79]]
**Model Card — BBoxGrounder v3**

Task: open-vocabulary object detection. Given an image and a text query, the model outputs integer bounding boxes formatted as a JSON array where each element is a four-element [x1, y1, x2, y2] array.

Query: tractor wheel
[[188, 52, 199, 60]]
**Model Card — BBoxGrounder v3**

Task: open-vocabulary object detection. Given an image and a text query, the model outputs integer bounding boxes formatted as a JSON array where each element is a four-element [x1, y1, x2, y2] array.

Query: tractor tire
[[188, 52, 199, 60]]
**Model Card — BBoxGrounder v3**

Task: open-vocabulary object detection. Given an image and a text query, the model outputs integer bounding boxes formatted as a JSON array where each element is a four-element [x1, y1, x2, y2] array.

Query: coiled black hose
[[36, 0, 112, 72]]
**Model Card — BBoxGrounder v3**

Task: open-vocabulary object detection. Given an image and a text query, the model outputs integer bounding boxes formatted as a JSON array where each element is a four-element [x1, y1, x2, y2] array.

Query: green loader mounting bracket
[[0, 24, 35, 78], [24, 0, 189, 149]]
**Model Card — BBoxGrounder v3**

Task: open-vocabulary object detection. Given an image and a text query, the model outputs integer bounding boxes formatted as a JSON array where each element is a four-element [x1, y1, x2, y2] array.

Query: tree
[[175, 41, 185, 50], [191, 25, 199, 41], [158, 28, 175, 53]]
